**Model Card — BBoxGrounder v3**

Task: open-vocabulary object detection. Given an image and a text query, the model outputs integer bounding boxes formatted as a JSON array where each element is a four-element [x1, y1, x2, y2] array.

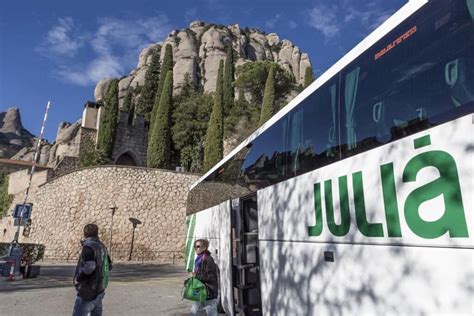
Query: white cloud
[[266, 15, 298, 31], [36, 17, 86, 57], [39, 14, 171, 86], [185, 8, 198, 22], [265, 14, 281, 29], [307, 1, 397, 39], [288, 20, 298, 30], [308, 5, 340, 38]]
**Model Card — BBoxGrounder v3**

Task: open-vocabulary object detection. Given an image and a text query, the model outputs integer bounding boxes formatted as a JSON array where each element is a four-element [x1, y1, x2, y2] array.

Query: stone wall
[[8, 169, 53, 195], [52, 156, 80, 178], [111, 112, 148, 167], [0, 166, 199, 263]]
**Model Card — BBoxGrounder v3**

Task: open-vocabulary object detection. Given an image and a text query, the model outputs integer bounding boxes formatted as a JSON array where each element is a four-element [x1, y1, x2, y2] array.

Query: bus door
[[231, 194, 262, 315]]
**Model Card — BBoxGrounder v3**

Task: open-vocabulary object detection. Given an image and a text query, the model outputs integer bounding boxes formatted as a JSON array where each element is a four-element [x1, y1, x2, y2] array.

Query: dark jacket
[[74, 237, 112, 301], [195, 250, 219, 300]]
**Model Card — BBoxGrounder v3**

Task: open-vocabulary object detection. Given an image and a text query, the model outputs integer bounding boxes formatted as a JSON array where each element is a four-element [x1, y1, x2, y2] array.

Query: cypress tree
[[137, 50, 160, 121], [304, 66, 314, 88], [122, 89, 132, 112], [150, 44, 173, 131], [97, 79, 119, 157], [204, 60, 224, 171], [123, 89, 135, 125], [147, 71, 174, 169], [259, 66, 275, 126], [223, 46, 234, 114]]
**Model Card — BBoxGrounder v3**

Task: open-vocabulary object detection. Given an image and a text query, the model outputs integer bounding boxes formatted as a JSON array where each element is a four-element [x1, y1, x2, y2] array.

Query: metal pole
[[9, 101, 51, 255], [109, 207, 117, 257], [128, 225, 136, 261]]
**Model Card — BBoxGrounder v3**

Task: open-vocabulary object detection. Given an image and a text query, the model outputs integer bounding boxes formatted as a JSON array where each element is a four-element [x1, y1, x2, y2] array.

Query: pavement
[[0, 261, 193, 316]]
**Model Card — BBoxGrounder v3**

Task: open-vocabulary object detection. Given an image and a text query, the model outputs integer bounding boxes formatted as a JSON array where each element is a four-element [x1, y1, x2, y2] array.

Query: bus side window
[[372, 101, 391, 144], [466, 0, 474, 19], [445, 58, 474, 107], [344, 67, 360, 150], [340, 0, 474, 158], [288, 80, 340, 176]]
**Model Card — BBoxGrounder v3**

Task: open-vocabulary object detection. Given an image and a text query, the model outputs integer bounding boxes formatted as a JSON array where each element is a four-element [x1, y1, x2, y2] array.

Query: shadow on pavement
[[0, 262, 187, 293]]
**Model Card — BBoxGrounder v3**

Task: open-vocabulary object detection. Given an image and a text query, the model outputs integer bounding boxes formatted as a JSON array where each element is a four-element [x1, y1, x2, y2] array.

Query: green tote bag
[[183, 277, 208, 302]]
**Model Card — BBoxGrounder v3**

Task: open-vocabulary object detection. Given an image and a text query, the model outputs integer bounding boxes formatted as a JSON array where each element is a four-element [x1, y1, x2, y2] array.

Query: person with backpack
[[72, 223, 112, 316], [189, 239, 219, 316]]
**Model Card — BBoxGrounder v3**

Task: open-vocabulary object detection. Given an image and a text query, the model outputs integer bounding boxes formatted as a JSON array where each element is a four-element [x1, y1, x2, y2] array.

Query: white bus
[[185, 0, 474, 314]]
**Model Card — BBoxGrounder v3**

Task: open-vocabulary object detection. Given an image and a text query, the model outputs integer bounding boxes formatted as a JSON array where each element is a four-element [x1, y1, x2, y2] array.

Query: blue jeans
[[189, 298, 218, 316], [72, 292, 105, 316]]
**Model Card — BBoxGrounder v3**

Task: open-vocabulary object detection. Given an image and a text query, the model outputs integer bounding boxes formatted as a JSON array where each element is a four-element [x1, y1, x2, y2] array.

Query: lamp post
[[128, 217, 141, 261], [109, 207, 117, 258]]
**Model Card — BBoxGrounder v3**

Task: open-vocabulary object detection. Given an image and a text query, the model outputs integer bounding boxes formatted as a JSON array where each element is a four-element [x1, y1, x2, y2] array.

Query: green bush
[[0, 172, 13, 219], [0, 242, 45, 264], [172, 90, 213, 173], [234, 60, 294, 105], [79, 137, 109, 167], [304, 66, 314, 88]]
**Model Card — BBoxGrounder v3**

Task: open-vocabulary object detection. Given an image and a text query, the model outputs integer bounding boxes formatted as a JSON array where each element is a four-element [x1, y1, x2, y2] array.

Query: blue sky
[[0, 0, 405, 142]]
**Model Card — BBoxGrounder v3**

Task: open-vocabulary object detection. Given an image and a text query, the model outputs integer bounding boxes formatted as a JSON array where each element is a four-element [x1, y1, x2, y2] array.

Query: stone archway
[[115, 151, 138, 166]]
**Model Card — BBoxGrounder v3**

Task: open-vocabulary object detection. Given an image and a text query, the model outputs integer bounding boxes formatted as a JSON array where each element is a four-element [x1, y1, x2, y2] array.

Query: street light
[[109, 207, 117, 258], [128, 217, 141, 261]]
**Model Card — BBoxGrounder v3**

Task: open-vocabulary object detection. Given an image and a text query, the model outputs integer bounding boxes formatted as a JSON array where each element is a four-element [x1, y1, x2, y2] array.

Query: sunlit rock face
[[96, 21, 312, 107]]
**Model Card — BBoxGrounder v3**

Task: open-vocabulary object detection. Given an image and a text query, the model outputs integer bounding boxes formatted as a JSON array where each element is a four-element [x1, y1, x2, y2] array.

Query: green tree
[[225, 87, 259, 141], [172, 91, 213, 172], [234, 60, 294, 104], [259, 66, 276, 126], [97, 79, 119, 158], [147, 71, 174, 169], [304, 66, 314, 88], [137, 50, 160, 120], [79, 137, 108, 167], [122, 88, 135, 125], [150, 44, 173, 131], [223, 46, 234, 114], [0, 172, 13, 219], [204, 60, 224, 171]]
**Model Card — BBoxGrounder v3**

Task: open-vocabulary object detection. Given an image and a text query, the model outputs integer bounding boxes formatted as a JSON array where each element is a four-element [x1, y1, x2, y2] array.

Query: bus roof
[[190, 0, 428, 190]]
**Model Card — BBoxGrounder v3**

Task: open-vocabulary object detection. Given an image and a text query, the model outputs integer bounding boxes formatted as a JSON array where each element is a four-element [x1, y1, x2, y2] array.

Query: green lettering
[[381, 163, 402, 237], [403, 148, 468, 238], [308, 182, 323, 236], [353, 171, 384, 237], [325, 177, 351, 236]]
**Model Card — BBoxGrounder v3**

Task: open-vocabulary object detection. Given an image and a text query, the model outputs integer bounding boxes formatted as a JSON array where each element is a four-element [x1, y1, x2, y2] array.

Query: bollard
[[23, 264, 29, 279], [7, 263, 15, 281]]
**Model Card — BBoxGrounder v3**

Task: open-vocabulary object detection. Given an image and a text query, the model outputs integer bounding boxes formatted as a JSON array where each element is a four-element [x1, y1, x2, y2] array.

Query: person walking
[[72, 223, 112, 316], [190, 239, 219, 316]]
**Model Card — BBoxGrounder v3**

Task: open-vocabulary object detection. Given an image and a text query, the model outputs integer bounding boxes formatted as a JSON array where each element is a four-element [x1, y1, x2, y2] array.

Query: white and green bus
[[185, 0, 474, 314]]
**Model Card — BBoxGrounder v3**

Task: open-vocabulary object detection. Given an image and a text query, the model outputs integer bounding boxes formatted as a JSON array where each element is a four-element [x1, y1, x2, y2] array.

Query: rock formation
[[94, 21, 312, 110], [0, 108, 35, 158]]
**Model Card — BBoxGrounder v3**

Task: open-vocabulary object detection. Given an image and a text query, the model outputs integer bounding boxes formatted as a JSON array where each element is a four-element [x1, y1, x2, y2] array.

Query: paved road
[[0, 261, 193, 316]]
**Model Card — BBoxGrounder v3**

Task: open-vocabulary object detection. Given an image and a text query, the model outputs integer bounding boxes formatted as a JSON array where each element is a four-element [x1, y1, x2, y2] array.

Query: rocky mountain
[[11, 120, 82, 166], [0, 108, 35, 158], [94, 21, 312, 108], [4, 21, 313, 169], [0, 106, 83, 167]]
